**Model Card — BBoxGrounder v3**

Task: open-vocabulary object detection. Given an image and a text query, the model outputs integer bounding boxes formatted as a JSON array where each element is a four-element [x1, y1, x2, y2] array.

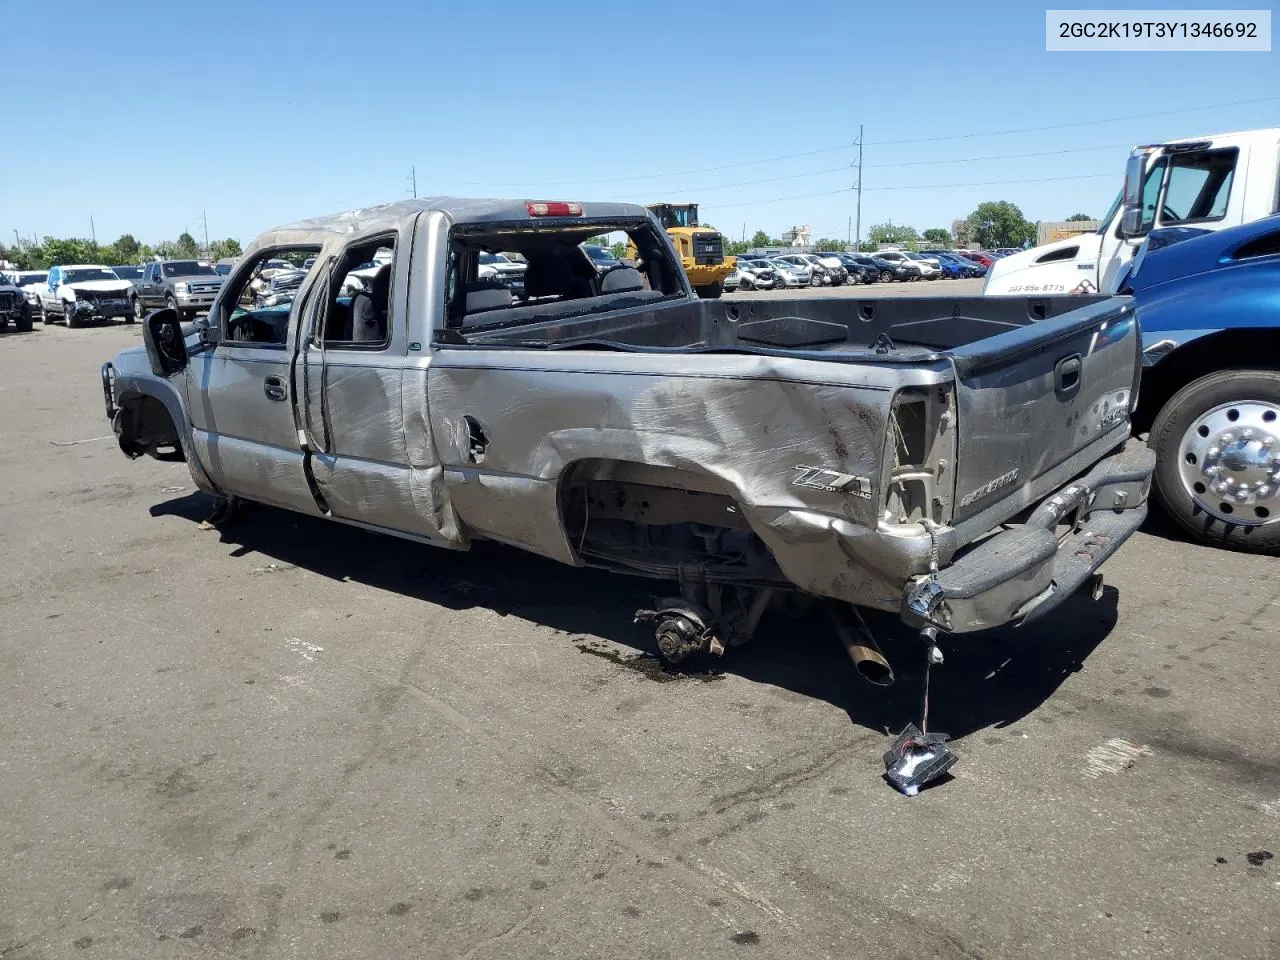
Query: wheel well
[[1135, 329, 1280, 434], [117, 395, 184, 461]]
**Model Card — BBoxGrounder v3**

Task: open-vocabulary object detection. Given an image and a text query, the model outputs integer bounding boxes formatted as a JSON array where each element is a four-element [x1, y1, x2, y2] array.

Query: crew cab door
[[296, 227, 448, 540], [947, 297, 1140, 525], [184, 247, 323, 516]]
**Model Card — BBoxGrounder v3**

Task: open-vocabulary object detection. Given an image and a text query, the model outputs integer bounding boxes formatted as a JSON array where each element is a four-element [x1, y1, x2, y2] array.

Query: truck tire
[[695, 283, 723, 300], [165, 294, 180, 318], [1150, 369, 1280, 554], [14, 302, 33, 333], [64, 302, 81, 328], [131, 296, 144, 322], [879, 270, 892, 282], [38, 300, 49, 324]]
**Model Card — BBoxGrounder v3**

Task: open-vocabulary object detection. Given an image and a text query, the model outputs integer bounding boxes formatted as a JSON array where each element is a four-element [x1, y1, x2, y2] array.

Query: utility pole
[[89, 215, 96, 245], [854, 124, 863, 250], [408, 166, 417, 199], [202, 210, 210, 255]]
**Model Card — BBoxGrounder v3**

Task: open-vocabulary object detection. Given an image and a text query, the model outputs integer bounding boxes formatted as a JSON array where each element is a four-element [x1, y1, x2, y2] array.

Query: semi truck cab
[[983, 127, 1280, 296]]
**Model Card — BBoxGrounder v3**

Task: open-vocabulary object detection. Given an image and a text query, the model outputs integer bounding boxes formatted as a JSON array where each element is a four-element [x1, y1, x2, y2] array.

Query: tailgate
[[947, 297, 1139, 525]]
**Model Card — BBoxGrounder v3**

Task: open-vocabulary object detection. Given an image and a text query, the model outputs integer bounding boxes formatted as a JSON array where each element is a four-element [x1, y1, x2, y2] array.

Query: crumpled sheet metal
[[424, 348, 946, 610]]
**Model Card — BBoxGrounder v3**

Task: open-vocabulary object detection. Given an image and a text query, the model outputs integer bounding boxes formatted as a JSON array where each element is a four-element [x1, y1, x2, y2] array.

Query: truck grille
[[692, 232, 724, 265], [189, 282, 222, 294], [78, 289, 118, 303]]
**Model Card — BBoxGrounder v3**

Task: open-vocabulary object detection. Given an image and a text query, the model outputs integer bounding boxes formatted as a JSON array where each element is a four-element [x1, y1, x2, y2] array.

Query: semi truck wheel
[[695, 283, 723, 299], [1150, 369, 1280, 554]]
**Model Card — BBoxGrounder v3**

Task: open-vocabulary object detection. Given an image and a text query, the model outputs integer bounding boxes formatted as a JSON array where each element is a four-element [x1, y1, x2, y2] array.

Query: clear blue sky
[[2, 0, 1276, 248]]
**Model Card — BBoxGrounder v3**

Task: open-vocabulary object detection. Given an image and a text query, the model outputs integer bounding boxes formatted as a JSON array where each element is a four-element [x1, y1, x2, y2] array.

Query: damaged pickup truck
[[102, 197, 1153, 687]]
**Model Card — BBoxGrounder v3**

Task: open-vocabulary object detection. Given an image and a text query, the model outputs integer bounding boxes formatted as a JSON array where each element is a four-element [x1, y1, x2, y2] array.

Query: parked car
[[774, 254, 827, 286], [10, 270, 48, 312], [723, 265, 743, 292], [736, 259, 778, 290], [904, 252, 942, 280], [478, 251, 528, 298], [38, 264, 134, 326], [0, 275, 34, 331], [824, 253, 877, 284], [132, 260, 226, 321], [936, 252, 988, 278], [959, 250, 997, 268], [102, 196, 1151, 706], [110, 265, 145, 284], [931, 252, 985, 278], [871, 251, 927, 281], [811, 253, 850, 285], [581, 244, 623, 275], [768, 258, 810, 287]]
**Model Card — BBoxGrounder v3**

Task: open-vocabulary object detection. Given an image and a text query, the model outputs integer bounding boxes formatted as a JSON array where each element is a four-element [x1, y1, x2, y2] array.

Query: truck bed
[[450, 294, 1117, 361]]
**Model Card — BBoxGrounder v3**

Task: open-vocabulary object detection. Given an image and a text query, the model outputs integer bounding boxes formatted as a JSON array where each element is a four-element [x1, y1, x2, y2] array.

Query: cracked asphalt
[[1, 310, 1277, 960]]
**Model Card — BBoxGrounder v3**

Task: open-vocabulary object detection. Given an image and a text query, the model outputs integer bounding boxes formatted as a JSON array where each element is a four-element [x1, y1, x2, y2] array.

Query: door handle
[[264, 375, 288, 401], [1054, 354, 1082, 401]]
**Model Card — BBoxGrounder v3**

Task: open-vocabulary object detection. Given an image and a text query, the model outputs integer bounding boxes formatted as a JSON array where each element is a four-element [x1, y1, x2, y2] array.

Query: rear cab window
[[440, 216, 685, 334]]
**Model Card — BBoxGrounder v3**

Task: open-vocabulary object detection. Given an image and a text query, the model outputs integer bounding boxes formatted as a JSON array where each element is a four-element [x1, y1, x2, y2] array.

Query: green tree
[[174, 232, 200, 258], [725, 239, 751, 256], [608, 241, 627, 259], [963, 201, 1036, 249], [210, 238, 242, 261], [749, 230, 771, 247], [113, 234, 141, 263], [866, 222, 920, 246], [42, 237, 94, 265], [814, 238, 845, 252], [1065, 212, 1094, 222], [923, 228, 952, 245]]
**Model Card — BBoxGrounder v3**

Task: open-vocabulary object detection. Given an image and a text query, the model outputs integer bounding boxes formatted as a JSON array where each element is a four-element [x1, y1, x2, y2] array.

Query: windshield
[[19, 272, 48, 285], [62, 268, 118, 283], [111, 266, 144, 280], [163, 261, 216, 277]]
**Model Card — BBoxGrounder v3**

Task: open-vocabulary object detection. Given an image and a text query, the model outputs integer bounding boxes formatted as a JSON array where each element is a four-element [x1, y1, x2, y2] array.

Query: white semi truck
[[984, 127, 1280, 296]]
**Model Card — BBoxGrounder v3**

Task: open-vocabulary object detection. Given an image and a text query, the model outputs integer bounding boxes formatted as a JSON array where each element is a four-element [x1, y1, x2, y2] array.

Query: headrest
[[600, 267, 644, 293]]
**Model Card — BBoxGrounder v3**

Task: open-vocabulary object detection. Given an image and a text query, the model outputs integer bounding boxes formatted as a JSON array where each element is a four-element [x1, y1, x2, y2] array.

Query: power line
[[640, 141, 1133, 199], [710, 172, 1113, 209], [451, 95, 1280, 190]]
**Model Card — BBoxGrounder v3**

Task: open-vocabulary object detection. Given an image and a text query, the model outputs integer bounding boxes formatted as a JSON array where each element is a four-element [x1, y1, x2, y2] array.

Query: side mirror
[[142, 308, 189, 377], [1120, 207, 1144, 239]]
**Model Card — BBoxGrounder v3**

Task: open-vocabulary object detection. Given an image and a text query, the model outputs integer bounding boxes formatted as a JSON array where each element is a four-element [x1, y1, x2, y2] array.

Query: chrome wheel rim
[[1178, 400, 1280, 526]]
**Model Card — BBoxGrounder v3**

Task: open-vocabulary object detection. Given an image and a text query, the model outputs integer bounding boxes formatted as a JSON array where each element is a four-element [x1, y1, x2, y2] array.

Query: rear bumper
[[903, 441, 1155, 633]]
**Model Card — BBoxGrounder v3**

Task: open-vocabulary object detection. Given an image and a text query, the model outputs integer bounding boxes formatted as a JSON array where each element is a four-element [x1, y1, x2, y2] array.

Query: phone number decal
[[1046, 9, 1271, 50]]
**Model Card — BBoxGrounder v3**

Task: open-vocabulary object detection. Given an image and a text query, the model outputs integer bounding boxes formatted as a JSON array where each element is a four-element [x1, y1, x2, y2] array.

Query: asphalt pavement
[[1, 307, 1277, 960]]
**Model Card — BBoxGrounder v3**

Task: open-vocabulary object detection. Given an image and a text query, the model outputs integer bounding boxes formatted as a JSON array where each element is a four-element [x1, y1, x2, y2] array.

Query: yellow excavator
[[630, 203, 734, 299]]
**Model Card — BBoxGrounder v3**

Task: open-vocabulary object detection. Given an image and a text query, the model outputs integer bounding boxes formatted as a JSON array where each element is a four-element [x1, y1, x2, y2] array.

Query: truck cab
[[636, 202, 734, 299], [984, 127, 1280, 296]]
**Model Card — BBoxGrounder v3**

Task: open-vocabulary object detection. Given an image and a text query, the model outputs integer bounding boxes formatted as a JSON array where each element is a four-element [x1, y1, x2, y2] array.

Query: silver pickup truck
[[102, 197, 1153, 681]]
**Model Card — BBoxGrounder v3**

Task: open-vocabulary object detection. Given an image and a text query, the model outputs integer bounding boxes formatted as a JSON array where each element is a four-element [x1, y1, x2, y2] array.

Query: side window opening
[[1160, 148, 1238, 224], [218, 245, 321, 346], [317, 236, 396, 348], [442, 220, 683, 331]]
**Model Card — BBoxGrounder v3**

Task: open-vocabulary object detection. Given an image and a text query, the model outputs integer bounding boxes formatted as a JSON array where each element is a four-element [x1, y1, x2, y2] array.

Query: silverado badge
[[792, 466, 872, 499]]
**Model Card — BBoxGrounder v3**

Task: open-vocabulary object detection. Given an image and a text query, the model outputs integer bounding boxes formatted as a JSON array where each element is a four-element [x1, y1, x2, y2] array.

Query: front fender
[[108, 348, 219, 495]]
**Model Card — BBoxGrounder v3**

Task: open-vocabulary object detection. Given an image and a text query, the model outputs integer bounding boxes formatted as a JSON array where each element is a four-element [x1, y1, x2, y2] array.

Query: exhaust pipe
[[827, 603, 895, 686]]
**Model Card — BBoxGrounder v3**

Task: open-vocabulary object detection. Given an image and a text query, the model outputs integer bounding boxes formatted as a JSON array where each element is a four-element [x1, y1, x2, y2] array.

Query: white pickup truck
[[984, 127, 1280, 296]]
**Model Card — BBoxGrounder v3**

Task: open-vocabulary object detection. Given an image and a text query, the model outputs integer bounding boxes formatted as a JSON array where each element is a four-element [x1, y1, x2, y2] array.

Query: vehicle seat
[[599, 266, 644, 293], [465, 280, 512, 314], [523, 251, 592, 300], [349, 264, 391, 342]]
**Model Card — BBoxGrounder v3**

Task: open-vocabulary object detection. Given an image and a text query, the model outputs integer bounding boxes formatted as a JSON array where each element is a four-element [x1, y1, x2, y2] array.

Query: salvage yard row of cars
[[726, 248, 1000, 291]]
